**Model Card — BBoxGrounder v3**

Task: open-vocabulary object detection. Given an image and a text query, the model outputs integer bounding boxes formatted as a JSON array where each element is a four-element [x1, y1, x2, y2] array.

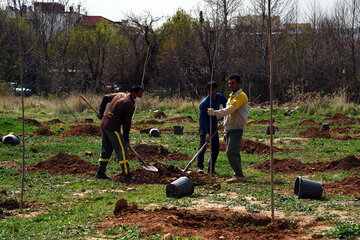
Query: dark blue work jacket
[[199, 93, 227, 135]]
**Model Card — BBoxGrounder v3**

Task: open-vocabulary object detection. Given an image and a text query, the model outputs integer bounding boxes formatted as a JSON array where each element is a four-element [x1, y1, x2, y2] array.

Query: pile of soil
[[252, 154, 360, 173], [33, 128, 56, 136], [247, 119, 274, 125], [330, 127, 360, 134], [20, 118, 44, 127], [128, 144, 190, 162], [298, 119, 320, 126], [168, 116, 197, 123], [27, 152, 98, 175], [298, 127, 332, 139], [219, 139, 288, 155], [0, 198, 27, 210], [112, 162, 220, 185], [44, 119, 63, 124], [62, 125, 101, 137], [106, 198, 304, 240], [133, 120, 164, 126], [153, 111, 167, 118], [323, 174, 360, 195], [325, 113, 357, 125]]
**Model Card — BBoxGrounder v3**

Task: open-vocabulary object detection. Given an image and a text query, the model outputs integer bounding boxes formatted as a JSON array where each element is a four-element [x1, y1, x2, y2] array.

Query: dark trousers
[[197, 132, 219, 173], [100, 128, 130, 175]]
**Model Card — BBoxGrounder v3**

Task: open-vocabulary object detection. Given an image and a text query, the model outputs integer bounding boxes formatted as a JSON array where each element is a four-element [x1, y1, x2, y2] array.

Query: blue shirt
[[199, 93, 227, 134]]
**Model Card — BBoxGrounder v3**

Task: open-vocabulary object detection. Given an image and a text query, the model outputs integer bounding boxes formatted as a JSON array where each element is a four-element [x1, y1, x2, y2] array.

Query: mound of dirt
[[153, 111, 167, 118], [33, 128, 56, 136], [219, 139, 288, 155], [128, 144, 190, 162], [0, 198, 30, 210], [44, 119, 63, 124], [323, 174, 360, 195], [27, 152, 98, 175], [133, 120, 164, 126], [298, 127, 332, 139], [325, 113, 357, 125], [251, 155, 360, 173], [330, 127, 353, 134], [62, 125, 101, 137], [106, 199, 303, 240], [20, 118, 44, 127], [168, 116, 197, 123], [112, 162, 220, 185], [298, 119, 320, 126], [247, 119, 274, 125]]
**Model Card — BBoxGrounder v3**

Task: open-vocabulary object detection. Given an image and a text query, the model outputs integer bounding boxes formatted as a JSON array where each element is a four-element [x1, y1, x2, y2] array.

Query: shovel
[[181, 122, 224, 172], [129, 146, 158, 172]]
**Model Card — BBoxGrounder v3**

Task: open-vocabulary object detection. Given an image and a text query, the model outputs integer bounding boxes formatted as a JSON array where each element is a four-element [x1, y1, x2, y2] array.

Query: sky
[[81, 0, 338, 23]]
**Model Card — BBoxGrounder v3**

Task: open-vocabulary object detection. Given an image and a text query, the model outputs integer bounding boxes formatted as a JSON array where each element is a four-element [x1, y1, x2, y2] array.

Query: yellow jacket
[[215, 89, 248, 130]]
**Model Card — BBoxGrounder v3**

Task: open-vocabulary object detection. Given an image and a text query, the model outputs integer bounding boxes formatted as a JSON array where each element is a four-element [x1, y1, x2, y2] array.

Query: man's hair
[[207, 81, 217, 90], [228, 74, 241, 83], [129, 86, 143, 94]]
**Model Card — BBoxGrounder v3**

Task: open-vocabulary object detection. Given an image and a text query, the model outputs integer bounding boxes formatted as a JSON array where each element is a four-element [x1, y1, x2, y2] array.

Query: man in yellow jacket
[[207, 74, 248, 183]]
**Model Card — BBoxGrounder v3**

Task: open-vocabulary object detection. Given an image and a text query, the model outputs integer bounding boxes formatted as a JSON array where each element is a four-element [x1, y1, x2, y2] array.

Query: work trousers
[[99, 128, 130, 175], [225, 129, 244, 177], [197, 132, 219, 173]]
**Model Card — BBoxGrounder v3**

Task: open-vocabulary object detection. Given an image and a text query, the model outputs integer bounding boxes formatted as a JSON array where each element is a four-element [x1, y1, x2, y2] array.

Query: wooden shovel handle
[[80, 94, 99, 115]]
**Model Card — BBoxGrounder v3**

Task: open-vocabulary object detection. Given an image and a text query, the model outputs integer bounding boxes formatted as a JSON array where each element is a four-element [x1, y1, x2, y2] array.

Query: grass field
[[0, 94, 360, 239]]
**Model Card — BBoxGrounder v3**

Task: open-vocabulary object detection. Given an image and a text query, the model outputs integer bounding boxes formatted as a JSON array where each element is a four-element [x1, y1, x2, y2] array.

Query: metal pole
[[267, 0, 275, 222], [14, 0, 25, 209]]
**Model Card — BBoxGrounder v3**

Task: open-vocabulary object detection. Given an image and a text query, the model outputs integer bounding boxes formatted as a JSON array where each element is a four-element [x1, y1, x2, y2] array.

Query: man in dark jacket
[[95, 86, 143, 180], [197, 82, 227, 174]]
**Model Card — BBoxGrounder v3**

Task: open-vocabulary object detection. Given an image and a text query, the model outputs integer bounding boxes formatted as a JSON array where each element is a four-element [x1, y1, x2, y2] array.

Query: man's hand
[[97, 112, 104, 120], [205, 133, 210, 142], [207, 108, 216, 116]]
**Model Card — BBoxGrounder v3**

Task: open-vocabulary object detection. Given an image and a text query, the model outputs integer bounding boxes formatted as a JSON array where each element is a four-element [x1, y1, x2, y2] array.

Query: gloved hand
[[97, 112, 104, 120], [205, 133, 210, 142], [207, 108, 216, 116]]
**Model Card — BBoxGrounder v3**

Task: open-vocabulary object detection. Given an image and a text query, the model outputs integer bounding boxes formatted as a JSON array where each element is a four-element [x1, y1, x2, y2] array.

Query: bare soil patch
[[323, 174, 360, 195], [44, 119, 63, 124], [298, 119, 320, 126], [0, 198, 30, 210], [20, 118, 44, 127], [112, 162, 220, 185], [62, 124, 101, 137], [251, 155, 360, 173], [167, 116, 197, 123], [103, 198, 305, 240], [133, 120, 164, 125], [247, 119, 274, 125], [128, 144, 190, 162], [153, 111, 167, 118], [325, 113, 357, 125], [219, 139, 290, 155], [298, 127, 332, 139], [27, 152, 98, 175], [33, 127, 56, 136]]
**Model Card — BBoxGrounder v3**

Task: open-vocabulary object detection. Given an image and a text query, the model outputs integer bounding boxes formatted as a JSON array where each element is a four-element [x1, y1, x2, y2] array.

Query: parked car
[[9, 82, 32, 96]]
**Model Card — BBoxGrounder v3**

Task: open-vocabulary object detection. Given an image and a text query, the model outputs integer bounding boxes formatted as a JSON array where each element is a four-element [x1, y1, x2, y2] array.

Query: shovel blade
[[142, 165, 158, 172]]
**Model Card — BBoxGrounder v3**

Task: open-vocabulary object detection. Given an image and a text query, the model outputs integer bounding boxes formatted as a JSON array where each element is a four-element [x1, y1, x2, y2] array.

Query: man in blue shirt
[[197, 82, 227, 174]]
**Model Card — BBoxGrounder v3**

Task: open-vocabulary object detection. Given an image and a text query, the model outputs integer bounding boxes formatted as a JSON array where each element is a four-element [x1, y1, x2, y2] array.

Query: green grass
[[0, 98, 360, 239]]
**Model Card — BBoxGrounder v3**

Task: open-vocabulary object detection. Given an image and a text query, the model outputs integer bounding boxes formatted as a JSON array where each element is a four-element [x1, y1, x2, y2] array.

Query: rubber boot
[[95, 161, 111, 179]]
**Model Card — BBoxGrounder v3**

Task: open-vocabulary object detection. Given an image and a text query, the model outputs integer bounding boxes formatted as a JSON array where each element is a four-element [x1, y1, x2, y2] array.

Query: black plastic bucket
[[322, 123, 330, 131], [173, 126, 184, 135], [294, 176, 322, 199], [1, 134, 20, 145], [265, 126, 275, 135], [166, 176, 194, 198]]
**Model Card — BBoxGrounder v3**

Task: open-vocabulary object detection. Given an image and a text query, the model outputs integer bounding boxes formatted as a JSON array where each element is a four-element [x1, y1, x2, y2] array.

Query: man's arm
[[98, 93, 117, 116], [122, 105, 135, 145], [208, 92, 247, 118], [199, 101, 209, 134]]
